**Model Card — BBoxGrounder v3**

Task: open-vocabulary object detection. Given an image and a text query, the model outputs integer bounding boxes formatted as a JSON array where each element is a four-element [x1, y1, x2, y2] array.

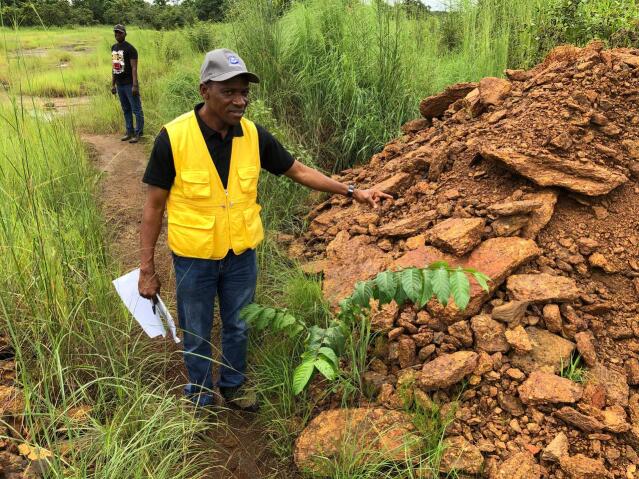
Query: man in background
[[111, 24, 144, 143]]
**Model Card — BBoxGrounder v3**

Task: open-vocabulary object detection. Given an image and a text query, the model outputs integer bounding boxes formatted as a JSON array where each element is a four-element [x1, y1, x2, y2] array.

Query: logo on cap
[[227, 55, 240, 66]]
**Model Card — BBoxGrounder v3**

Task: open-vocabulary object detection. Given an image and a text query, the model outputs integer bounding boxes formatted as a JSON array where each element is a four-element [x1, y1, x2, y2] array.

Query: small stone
[[427, 217, 485, 256], [371, 301, 399, 333], [388, 327, 404, 340], [574, 331, 597, 367], [405, 234, 426, 250], [506, 368, 525, 380], [398, 337, 417, 369], [492, 215, 530, 236], [554, 406, 605, 432], [588, 364, 629, 407], [439, 436, 484, 474], [419, 351, 478, 390], [559, 454, 608, 479], [491, 451, 541, 479], [362, 371, 388, 396], [448, 321, 473, 347], [505, 325, 533, 353], [492, 301, 529, 325], [479, 77, 512, 106], [626, 358, 639, 385], [589, 252, 617, 273], [471, 314, 510, 353], [543, 304, 563, 333], [418, 344, 436, 362], [542, 432, 569, 463]]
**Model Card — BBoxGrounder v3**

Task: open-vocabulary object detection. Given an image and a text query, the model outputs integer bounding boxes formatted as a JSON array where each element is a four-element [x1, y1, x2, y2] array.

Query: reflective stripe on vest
[[165, 111, 263, 260]]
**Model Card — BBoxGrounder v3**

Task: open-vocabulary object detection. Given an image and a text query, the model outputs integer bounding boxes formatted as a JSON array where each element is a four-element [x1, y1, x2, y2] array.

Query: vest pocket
[[237, 166, 258, 193], [181, 169, 211, 198], [168, 209, 215, 258], [242, 204, 263, 246]]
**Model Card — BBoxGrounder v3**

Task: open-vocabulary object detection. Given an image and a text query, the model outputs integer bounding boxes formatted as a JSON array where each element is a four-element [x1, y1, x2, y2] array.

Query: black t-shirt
[[143, 104, 295, 190], [111, 41, 138, 85]]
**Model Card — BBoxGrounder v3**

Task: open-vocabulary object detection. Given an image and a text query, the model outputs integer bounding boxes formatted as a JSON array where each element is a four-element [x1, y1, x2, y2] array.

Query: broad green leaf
[[352, 281, 374, 308], [401, 268, 423, 305], [428, 260, 449, 270], [256, 307, 276, 329], [314, 356, 337, 381], [339, 297, 352, 312], [278, 313, 297, 331], [293, 358, 316, 395], [308, 325, 327, 349], [432, 267, 450, 306], [374, 270, 397, 305], [241, 303, 262, 323], [394, 272, 408, 307], [418, 269, 433, 307], [286, 323, 305, 338], [271, 310, 284, 329], [318, 346, 339, 368], [450, 268, 471, 311], [471, 271, 491, 292], [323, 326, 347, 355]]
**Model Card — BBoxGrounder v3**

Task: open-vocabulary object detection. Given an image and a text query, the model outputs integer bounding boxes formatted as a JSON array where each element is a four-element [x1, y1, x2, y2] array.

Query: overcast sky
[[421, 0, 448, 10]]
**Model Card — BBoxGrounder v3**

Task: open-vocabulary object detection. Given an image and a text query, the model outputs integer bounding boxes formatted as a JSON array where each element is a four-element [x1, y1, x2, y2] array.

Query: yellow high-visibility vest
[[165, 111, 263, 260]]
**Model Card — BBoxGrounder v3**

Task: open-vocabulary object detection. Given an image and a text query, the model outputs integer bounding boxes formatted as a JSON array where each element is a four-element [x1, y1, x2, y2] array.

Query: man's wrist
[[345, 184, 355, 198], [140, 263, 155, 274]]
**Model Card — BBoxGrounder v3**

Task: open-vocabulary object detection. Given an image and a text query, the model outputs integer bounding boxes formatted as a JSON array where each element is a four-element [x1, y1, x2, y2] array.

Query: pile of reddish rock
[[292, 43, 639, 478]]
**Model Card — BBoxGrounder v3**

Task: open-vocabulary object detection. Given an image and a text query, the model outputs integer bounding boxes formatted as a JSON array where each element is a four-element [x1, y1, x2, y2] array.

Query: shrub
[[185, 21, 216, 53]]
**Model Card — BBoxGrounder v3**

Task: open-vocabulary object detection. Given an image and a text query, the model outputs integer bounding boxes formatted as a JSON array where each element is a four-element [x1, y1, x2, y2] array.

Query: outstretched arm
[[283, 160, 392, 208]]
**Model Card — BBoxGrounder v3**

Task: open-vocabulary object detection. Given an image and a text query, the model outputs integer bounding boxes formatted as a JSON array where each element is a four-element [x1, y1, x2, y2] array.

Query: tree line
[[0, 0, 226, 29]]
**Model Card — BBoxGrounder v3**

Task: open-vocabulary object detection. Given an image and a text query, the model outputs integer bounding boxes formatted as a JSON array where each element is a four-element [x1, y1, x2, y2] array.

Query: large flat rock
[[294, 408, 422, 475], [393, 237, 540, 320], [480, 146, 628, 196], [506, 273, 580, 303], [518, 371, 583, 405], [322, 232, 391, 307]]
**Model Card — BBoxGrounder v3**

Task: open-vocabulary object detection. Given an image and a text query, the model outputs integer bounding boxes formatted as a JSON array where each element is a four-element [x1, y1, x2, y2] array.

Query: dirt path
[[82, 133, 291, 479]]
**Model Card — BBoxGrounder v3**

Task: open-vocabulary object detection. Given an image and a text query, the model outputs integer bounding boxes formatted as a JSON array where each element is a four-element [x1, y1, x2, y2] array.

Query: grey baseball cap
[[113, 24, 126, 33], [200, 49, 260, 84]]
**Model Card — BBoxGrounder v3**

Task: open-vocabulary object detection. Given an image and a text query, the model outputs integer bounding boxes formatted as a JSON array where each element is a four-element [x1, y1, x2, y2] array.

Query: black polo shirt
[[143, 103, 295, 190]]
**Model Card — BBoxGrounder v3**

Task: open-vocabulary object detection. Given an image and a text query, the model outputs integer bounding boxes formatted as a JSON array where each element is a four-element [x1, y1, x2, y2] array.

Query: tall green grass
[[0, 98, 215, 477], [228, 0, 547, 171]]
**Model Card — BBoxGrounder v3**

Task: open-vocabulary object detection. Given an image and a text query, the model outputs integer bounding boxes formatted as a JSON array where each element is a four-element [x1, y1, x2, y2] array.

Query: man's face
[[114, 30, 126, 43], [201, 76, 250, 127]]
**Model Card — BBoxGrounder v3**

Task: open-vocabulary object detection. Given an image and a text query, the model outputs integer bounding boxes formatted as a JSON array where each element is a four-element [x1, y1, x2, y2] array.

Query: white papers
[[112, 268, 181, 343]]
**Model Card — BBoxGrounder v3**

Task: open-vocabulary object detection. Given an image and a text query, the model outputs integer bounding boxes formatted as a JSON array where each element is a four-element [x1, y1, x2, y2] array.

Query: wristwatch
[[346, 184, 355, 197]]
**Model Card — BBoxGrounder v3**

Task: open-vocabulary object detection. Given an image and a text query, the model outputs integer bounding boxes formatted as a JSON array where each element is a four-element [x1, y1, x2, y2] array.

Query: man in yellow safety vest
[[138, 49, 390, 410]]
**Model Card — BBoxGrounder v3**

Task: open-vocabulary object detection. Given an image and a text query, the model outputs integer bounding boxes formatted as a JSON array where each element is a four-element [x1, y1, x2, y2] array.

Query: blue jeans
[[173, 249, 257, 407], [116, 83, 144, 136]]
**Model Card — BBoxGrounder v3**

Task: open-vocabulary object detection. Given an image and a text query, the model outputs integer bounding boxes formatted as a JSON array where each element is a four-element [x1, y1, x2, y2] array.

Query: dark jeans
[[116, 83, 144, 136], [173, 249, 257, 407]]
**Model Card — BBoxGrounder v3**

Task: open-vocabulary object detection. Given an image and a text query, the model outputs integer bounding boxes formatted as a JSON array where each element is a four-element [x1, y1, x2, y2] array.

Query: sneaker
[[120, 134, 133, 141], [220, 386, 259, 413], [129, 134, 141, 144]]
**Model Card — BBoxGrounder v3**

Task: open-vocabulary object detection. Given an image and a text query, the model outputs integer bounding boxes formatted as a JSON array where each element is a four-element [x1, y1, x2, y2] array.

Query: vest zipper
[[225, 189, 233, 252]]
